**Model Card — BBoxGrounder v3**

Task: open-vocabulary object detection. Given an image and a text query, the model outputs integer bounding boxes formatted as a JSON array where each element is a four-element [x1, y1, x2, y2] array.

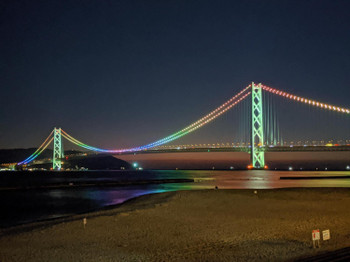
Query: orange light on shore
[[264, 165, 269, 169], [247, 165, 253, 169]]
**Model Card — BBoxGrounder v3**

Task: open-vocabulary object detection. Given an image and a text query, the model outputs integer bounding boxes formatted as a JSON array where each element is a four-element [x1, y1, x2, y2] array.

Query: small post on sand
[[312, 229, 320, 248], [83, 218, 87, 229]]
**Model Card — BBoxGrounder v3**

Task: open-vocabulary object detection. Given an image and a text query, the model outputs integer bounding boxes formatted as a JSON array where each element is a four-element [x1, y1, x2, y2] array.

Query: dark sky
[[1, 0, 350, 149]]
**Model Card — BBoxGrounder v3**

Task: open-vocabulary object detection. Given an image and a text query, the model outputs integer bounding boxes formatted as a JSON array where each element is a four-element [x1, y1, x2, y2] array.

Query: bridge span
[[6, 82, 350, 171]]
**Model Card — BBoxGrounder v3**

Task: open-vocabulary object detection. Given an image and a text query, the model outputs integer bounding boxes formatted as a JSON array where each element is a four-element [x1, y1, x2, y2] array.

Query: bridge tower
[[53, 127, 64, 170], [251, 82, 265, 169]]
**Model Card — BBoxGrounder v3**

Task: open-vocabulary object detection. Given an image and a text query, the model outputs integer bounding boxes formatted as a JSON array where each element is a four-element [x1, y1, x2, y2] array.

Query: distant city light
[[133, 162, 138, 168], [289, 167, 293, 171]]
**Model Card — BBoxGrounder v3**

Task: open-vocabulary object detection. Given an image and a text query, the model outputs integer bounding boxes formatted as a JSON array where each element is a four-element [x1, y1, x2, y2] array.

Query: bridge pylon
[[251, 82, 265, 169], [53, 127, 64, 170]]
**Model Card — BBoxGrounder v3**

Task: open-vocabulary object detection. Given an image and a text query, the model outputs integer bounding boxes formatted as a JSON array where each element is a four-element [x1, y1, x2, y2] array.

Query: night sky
[[1, 0, 350, 150]]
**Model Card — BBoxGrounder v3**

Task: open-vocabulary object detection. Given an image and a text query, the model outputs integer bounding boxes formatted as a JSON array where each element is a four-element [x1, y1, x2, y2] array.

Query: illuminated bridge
[[6, 82, 350, 170]]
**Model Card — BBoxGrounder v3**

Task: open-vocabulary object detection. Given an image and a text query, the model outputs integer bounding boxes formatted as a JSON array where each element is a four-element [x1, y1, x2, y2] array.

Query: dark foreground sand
[[1, 188, 350, 261]]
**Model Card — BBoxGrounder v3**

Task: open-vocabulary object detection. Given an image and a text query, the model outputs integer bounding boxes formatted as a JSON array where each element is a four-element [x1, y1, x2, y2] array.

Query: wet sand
[[1, 188, 350, 261]]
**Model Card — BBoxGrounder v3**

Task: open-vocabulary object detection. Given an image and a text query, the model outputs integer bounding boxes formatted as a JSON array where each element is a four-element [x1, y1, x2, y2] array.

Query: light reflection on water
[[1, 170, 350, 227]]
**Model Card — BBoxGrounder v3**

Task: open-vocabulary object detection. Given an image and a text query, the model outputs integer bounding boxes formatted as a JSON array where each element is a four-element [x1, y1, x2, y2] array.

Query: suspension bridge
[[5, 82, 350, 170]]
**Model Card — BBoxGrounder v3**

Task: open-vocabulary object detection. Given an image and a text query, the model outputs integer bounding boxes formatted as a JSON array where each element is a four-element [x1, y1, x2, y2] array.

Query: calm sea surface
[[1, 170, 350, 227]]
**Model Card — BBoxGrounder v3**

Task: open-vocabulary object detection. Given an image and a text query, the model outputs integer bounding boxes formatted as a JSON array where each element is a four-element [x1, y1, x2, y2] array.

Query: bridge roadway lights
[[251, 82, 266, 169]]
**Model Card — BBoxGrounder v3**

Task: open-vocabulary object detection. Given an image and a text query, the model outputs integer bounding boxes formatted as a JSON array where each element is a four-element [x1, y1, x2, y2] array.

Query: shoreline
[[2, 187, 350, 230], [1, 188, 350, 261], [2, 185, 347, 231], [0, 191, 177, 236]]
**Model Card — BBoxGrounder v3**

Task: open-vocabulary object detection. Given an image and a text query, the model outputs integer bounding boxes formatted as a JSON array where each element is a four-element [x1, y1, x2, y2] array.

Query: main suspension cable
[[18, 130, 54, 165], [61, 89, 251, 153], [262, 84, 350, 114]]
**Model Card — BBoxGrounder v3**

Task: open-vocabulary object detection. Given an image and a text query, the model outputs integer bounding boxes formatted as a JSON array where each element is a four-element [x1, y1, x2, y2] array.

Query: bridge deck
[[4, 145, 350, 167], [115, 145, 350, 155]]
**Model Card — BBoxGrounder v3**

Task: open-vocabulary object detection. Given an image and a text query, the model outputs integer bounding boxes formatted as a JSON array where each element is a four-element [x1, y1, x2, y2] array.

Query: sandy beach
[[1, 188, 350, 261]]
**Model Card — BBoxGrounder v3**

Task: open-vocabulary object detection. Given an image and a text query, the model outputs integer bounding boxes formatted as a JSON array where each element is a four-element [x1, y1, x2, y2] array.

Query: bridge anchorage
[[13, 82, 350, 171]]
